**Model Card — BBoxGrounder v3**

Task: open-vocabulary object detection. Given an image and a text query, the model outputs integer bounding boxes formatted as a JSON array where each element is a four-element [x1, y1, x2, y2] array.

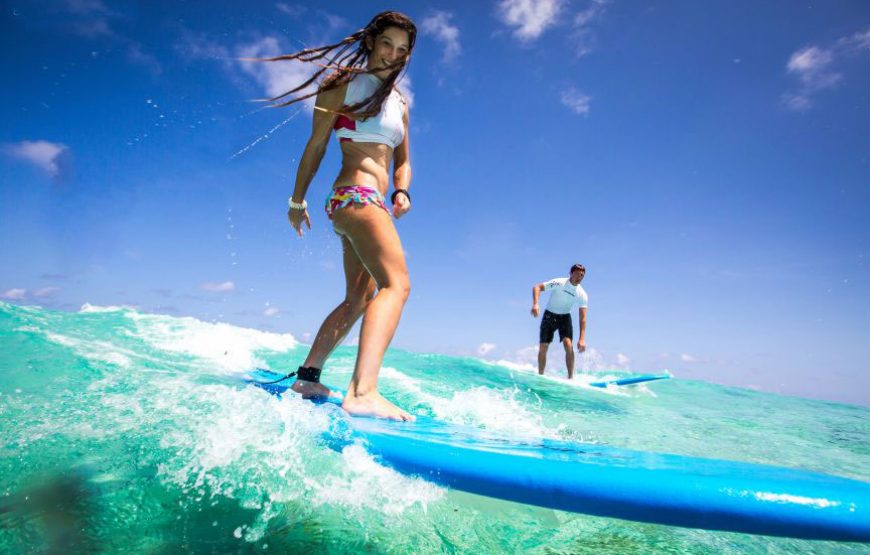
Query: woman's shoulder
[[392, 83, 409, 105], [315, 82, 348, 110]]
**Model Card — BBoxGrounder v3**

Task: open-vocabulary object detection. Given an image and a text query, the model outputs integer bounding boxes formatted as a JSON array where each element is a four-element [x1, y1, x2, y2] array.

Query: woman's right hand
[[288, 208, 311, 237]]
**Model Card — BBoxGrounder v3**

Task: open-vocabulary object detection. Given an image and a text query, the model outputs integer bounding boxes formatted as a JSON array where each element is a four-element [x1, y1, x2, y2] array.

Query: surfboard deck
[[244, 369, 870, 542]]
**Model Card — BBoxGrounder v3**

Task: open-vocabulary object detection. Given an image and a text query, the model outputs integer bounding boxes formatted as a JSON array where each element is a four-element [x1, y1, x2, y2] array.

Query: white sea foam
[[380, 365, 426, 396], [380, 365, 557, 438], [490, 358, 536, 372], [313, 443, 444, 514], [43, 332, 134, 368], [79, 303, 136, 313], [482, 359, 665, 397], [128, 312, 297, 372], [429, 385, 558, 439], [485, 346, 618, 375], [141, 377, 442, 541]]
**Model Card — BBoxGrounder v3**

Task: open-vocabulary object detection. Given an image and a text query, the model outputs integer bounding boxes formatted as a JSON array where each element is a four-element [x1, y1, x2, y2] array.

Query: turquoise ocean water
[[1, 301, 868, 554]]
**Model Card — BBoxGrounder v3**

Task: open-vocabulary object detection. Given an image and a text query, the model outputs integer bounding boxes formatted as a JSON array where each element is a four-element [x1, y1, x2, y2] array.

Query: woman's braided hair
[[258, 11, 416, 120]]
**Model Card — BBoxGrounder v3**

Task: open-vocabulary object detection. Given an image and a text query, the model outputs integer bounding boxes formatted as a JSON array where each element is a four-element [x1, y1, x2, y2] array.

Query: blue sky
[[2, 1, 869, 405]]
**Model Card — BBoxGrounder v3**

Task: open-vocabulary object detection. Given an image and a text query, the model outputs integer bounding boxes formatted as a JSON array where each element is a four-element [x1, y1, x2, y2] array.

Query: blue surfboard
[[588, 373, 671, 388], [245, 369, 870, 542]]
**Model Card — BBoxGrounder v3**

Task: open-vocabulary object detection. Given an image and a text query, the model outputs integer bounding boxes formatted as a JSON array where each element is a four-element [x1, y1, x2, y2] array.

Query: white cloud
[[571, 0, 609, 57], [318, 11, 349, 33], [513, 345, 540, 366], [127, 43, 162, 75], [175, 30, 231, 62], [477, 342, 496, 356], [276, 3, 306, 17], [64, 0, 112, 15], [497, 0, 563, 42], [33, 287, 60, 298], [615, 353, 630, 366], [396, 72, 415, 108], [181, 27, 412, 112], [840, 28, 870, 50], [3, 140, 70, 180], [421, 11, 461, 63], [201, 281, 235, 293], [788, 46, 833, 75], [783, 46, 840, 110], [60, 1, 160, 74], [680, 353, 698, 363], [1, 288, 27, 300], [560, 88, 591, 115], [61, 0, 117, 39], [780, 93, 812, 112], [263, 306, 280, 317], [787, 46, 840, 89], [71, 19, 115, 38], [783, 27, 870, 111], [237, 36, 317, 105], [574, 0, 608, 26]]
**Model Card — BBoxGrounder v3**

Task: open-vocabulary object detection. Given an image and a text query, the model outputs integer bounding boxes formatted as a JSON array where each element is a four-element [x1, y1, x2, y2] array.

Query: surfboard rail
[[588, 373, 671, 388], [245, 370, 870, 542]]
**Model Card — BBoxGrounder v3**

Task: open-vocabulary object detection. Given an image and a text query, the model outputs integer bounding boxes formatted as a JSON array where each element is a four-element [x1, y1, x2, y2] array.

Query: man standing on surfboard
[[531, 264, 588, 379]]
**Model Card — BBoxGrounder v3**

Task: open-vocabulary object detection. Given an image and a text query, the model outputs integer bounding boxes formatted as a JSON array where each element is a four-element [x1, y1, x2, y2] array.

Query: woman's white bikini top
[[333, 73, 406, 149]]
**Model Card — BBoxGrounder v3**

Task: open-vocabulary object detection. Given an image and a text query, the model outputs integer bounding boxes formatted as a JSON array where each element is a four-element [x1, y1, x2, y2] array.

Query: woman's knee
[[395, 277, 411, 302], [382, 274, 411, 302], [347, 285, 376, 315]]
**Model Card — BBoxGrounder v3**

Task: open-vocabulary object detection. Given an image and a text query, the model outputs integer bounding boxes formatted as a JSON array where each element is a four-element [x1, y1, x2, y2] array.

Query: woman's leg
[[292, 236, 376, 399], [333, 204, 414, 421]]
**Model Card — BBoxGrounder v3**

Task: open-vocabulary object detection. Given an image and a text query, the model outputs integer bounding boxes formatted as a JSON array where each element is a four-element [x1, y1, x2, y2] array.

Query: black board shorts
[[539, 310, 573, 343]]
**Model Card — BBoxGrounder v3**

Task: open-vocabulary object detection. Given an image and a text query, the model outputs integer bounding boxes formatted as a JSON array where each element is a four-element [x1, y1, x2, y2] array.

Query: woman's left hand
[[392, 194, 411, 219]]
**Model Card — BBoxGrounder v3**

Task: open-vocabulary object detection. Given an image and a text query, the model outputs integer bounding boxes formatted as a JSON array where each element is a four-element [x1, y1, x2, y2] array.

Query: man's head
[[569, 263, 586, 285]]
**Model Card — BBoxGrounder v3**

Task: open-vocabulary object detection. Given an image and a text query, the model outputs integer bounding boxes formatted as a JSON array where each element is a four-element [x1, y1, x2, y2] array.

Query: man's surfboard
[[588, 373, 671, 388], [245, 369, 870, 542]]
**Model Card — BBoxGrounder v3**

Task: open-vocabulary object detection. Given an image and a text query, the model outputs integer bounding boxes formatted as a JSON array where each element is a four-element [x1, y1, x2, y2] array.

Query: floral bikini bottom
[[324, 185, 390, 220]]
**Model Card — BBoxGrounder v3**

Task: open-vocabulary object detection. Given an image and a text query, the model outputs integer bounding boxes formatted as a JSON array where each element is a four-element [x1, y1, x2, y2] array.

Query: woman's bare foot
[[342, 390, 415, 421], [291, 379, 340, 399]]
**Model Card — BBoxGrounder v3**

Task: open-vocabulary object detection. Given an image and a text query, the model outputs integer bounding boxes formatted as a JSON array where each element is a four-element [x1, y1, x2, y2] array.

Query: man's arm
[[576, 307, 587, 352], [531, 284, 545, 317]]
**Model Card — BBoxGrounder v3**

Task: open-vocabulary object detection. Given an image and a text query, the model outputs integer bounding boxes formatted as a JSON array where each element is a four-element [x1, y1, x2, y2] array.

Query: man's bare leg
[[538, 342, 549, 375], [562, 337, 575, 379]]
